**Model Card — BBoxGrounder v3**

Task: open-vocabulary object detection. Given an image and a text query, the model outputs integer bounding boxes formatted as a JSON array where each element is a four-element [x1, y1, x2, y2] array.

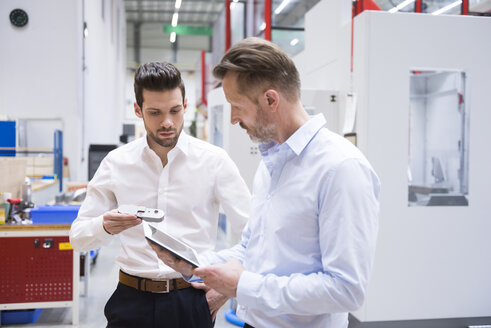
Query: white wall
[[0, 0, 127, 182], [83, 0, 126, 180], [0, 0, 82, 181], [352, 11, 491, 322], [293, 0, 351, 134]]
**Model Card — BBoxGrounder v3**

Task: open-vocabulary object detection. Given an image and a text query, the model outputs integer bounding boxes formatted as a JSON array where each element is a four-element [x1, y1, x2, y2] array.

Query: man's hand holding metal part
[[102, 209, 141, 235]]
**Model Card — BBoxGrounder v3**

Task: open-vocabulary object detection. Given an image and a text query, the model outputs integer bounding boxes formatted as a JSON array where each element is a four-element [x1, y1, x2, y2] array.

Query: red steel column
[[225, 0, 231, 50], [201, 50, 207, 107], [265, 0, 271, 41], [462, 0, 469, 15]]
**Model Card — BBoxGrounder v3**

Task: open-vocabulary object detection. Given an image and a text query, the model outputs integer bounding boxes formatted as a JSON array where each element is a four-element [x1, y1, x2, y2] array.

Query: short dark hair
[[213, 37, 300, 102], [134, 62, 186, 108]]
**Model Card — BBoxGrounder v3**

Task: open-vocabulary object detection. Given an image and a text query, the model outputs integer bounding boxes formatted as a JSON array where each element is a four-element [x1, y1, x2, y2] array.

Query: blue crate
[[1, 309, 42, 325], [31, 205, 80, 224], [0, 121, 16, 157]]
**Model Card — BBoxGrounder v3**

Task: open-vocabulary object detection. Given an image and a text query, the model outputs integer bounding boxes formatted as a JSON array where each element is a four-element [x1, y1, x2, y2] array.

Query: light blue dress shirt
[[202, 114, 380, 328]]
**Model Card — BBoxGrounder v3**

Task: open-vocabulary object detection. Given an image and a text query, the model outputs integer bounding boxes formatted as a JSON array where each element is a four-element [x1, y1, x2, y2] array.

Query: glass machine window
[[408, 70, 469, 206]]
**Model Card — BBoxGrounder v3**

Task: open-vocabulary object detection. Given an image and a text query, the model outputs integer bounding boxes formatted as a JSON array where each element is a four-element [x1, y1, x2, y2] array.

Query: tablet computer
[[143, 222, 201, 268]]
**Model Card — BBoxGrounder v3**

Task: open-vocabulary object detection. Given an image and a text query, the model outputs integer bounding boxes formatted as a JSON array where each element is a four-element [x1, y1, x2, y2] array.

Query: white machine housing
[[352, 11, 491, 322]]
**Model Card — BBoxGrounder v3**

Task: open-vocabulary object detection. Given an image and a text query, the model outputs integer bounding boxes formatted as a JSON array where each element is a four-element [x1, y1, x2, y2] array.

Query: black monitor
[[88, 144, 117, 180]]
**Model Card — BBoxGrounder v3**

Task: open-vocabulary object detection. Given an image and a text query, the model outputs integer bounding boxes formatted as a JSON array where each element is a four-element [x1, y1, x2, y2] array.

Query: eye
[[170, 109, 181, 114], [148, 111, 160, 116]]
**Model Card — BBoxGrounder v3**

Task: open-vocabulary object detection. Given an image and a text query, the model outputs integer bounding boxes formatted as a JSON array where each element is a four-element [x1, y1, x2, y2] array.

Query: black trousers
[[104, 282, 214, 328]]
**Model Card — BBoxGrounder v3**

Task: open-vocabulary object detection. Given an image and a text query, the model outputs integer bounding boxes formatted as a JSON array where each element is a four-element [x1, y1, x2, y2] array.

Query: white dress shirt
[[201, 114, 380, 327], [69, 131, 250, 279]]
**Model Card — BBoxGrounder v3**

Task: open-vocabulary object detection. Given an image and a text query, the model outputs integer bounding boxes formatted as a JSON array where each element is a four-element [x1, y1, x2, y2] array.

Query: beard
[[147, 126, 182, 148], [240, 104, 276, 143]]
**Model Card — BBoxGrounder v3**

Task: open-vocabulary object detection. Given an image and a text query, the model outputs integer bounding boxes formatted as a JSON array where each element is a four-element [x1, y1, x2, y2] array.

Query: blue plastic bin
[[1, 309, 42, 325], [31, 205, 80, 224]]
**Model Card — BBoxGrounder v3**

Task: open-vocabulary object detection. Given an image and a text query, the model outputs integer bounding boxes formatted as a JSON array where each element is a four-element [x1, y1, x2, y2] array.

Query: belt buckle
[[152, 279, 170, 293]]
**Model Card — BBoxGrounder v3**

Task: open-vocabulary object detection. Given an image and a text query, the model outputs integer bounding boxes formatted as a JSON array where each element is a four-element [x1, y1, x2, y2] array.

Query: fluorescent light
[[290, 38, 299, 46], [274, 0, 291, 15], [432, 0, 462, 15], [171, 13, 178, 27], [175, 0, 182, 9], [388, 0, 415, 13], [260, 22, 266, 31], [170, 32, 176, 43], [232, 0, 239, 2], [230, 2, 236, 9]]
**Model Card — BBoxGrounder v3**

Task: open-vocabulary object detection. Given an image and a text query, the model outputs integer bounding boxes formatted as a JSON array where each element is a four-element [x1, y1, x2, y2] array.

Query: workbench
[[0, 224, 79, 326]]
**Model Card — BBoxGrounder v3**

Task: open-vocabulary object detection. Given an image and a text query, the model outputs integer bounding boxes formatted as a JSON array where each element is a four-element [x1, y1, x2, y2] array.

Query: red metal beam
[[201, 50, 207, 107], [354, 0, 380, 17], [225, 0, 231, 50], [365, 0, 381, 10], [415, 0, 423, 13], [462, 0, 469, 15], [265, 0, 271, 41], [356, 0, 363, 15]]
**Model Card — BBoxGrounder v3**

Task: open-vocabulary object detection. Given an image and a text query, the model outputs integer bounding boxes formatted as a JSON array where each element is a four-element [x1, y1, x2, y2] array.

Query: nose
[[161, 117, 173, 128], [230, 116, 240, 125]]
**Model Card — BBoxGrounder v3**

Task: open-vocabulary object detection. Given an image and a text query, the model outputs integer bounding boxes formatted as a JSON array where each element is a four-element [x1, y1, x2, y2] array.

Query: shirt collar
[[285, 114, 326, 156], [174, 130, 189, 156], [141, 130, 190, 157], [259, 113, 326, 157]]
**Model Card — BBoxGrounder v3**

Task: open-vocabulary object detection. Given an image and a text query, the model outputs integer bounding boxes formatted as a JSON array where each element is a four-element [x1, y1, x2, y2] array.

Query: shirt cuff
[[94, 215, 114, 243], [236, 270, 262, 309], [182, 273, 202, 283]]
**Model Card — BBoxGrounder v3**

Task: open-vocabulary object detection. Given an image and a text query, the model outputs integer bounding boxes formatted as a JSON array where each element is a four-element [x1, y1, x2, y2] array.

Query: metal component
[[118, 205, 165, 222]]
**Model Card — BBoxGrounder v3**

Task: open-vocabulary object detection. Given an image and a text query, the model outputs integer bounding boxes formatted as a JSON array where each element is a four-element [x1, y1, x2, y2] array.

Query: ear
[[134, 102, 143, 118], [263, 89, 280, 112], [183, 98, 188, 112]]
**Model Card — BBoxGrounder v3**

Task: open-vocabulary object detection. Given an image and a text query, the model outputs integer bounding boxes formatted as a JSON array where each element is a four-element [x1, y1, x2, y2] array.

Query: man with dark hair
[[152, 38, 380, 328], [70, 61, 251, 327]]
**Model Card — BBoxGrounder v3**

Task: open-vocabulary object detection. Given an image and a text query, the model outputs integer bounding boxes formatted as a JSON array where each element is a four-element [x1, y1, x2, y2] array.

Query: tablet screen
[[143, 222, 200, 268]]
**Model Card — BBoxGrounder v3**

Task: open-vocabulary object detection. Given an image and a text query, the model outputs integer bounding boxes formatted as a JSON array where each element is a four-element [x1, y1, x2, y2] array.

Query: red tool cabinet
[[0, 236, 73, 303], [0, 225, 79, 325]]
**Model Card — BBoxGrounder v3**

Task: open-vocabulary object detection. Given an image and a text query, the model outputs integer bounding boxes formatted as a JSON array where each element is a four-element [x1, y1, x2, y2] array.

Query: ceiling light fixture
[[170, 32, 176, 43], [290, 38, 299, 46], [175, 0, 182, 9], [260, 22, 266, 31], [388, 0, 415, 13], [172, 13, 179, 27], [274, 0, 291, 15], [432, 0, 462, 15]]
